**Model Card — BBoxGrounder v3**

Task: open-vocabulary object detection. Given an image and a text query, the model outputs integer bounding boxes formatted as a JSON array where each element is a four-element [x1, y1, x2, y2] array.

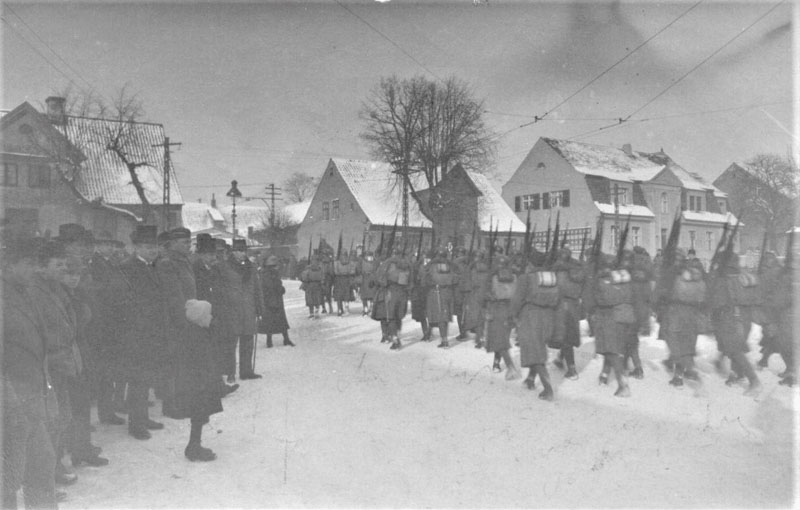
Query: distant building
[[415, 163, 526, 251], [296, 158, 431, 257], [713, 162, 797, 256], [1, 97, 183, 242], [502, 137, 736, 265]]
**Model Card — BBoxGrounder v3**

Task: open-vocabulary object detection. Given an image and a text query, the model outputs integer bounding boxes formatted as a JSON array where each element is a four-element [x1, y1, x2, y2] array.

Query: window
[[322, 201, 330, 221], [514, 196, 521, 212], [549, 190, 570, 208], [689, 230, 696, 249], [661, 228, 668, 249], [689, 195, 703, 212], [542, 192, 550, 209], [661, 192, 668, 213], [28, 165, 51, 188], [610, 225, 619, 250], [707, 231, 714, 251], [332, 199, 340, 220], [522, 193, 541, 210], [689, 196, 695, 211], [718, 200, 727, 214], [632, 226, 640, 247], [3, 163, 18, 187], [616, 188, 628, 206]]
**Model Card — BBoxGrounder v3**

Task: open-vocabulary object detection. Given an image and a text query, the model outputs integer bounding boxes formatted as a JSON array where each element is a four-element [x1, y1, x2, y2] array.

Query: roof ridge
[[66, 114, 164, 128]]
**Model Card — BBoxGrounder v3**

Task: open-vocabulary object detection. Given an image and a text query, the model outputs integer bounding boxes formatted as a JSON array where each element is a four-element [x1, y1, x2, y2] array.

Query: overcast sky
[[2, 1, 794, 208]]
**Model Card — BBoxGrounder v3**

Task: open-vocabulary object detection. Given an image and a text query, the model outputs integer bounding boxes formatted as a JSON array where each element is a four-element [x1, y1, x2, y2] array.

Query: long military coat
[[155, 250, 222, 420], [259, 267, 290, 333], [85, 255, 126, 377], [220, 258, 263, 337], [371, 256, 409, 321], [511, 270, 558, 367]]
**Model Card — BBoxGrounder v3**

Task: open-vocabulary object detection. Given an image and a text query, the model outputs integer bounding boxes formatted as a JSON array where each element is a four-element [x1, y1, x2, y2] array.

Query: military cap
[[157, 231, 172, 246], [131, 225, 158, 245], [170, 227, 191, 240], [232, 239, 247, 252], [196, 233, 216, 254]]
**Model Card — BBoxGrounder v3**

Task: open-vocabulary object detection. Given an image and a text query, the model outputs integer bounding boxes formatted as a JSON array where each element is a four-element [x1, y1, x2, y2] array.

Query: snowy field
[[63, 281, 797, 509]]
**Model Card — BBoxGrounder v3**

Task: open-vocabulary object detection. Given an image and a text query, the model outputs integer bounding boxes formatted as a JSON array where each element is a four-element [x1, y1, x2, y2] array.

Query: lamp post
[[226, 180, 242, 240]]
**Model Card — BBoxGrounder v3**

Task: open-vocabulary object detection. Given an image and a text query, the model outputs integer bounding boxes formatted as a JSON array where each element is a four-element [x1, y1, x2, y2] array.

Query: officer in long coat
[[372, 246, 410, 350], [155, 227, 222, 462], [2, 237, 57, 509], [118, 226, 170, 440], [259, 255, 294, 348], [223, 239, 263, 380]]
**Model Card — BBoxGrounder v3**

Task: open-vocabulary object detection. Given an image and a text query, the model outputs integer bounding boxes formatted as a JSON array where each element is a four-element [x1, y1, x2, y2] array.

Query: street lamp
[[226, 180, 242, 240]]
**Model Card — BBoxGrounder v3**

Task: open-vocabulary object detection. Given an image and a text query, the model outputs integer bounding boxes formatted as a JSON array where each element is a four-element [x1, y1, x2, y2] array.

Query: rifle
[[307, 236, 312, 261], [579, 227, 589, 263], [545, 214, 552, 257], [590, 215, 604, 270], [385, 217, 398, 259], [362, 229, 367, 256], [709, 221, 730, 274], [548, 211, 560, 266], [336, 231, 343, 260], [615, 213, 632, 268], [416, 231, 424, 262], [467, 220, 477, 263], [376, 229, 385, 259], [505, 220, 513, 255], [716, 215, 742, 278], [349, 238, 354, 260], [756, 221, 771, 274], [655, 209, 682, 309], [523, 208, 532, 259]]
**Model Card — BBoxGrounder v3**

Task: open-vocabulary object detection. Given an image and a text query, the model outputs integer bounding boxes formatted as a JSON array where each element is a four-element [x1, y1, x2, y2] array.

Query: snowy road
[[64, 281, 796, 509]]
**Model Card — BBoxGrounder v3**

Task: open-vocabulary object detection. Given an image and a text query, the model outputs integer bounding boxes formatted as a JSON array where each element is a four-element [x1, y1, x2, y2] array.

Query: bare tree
[[282, 171, 318, 203], [360, 74, 496, 189], [29, 84, 160, 223], [251, 209, 300, 247]]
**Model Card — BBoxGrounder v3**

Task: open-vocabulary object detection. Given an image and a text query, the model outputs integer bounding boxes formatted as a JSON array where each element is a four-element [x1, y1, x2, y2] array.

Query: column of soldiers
[[302, 227, 795, 402], [2, 224, 292, 509]]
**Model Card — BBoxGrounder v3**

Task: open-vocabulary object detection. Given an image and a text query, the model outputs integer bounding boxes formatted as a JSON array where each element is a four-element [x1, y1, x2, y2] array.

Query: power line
[[333, 0, 443, 83], [492, 0, 704, 141], [4, 4, 97, 94]]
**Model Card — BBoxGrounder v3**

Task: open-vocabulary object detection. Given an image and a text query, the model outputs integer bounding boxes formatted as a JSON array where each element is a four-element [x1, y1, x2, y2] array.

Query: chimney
[[45, 96, 66, 125], [210, 193, 217, 209], [621, 143, 633, 156]]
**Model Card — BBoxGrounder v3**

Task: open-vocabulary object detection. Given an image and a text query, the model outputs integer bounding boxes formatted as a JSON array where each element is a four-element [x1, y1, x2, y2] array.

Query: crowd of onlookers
[[2, 223, 292, 509]]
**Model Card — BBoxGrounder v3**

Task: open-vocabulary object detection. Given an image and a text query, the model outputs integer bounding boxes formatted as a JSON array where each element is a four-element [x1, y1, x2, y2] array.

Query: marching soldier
[[410, 251, 431, 341], [300, 254, 326, 318], [333, 251, 357, 316], [372, 246, 411, 350], [482, 255, 522, 379], [511, 252, 559, 401], [626, 247, 654, 378], [358, 251, 378, 316], [552, 247, 584, 380], [464, 251, 490, 350], [424, 248, 458, 348], [155, 227, 223, 462], [452, 247, 469, 340]]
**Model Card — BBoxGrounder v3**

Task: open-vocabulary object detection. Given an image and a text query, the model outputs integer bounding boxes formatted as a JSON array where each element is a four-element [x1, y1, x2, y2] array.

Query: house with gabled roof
[[296, 158, 432, 256], [1, 96, 183, 242], [502, 137, 736, 266]]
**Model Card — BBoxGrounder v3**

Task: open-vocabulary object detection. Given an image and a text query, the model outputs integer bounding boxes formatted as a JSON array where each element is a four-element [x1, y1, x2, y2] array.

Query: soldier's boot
[[283, 333, 295, 347], [266, 335, 273, 348], [535, 365, 554, 401], [611, 355, 631, 398], [629, 366, 644, 379], [524, 368, 537, 390], [598, 356, 611, 385], [380, 321, 389, 343], [390, 335, 402, 350], [492, 352, 502, 372], [669, 363, 685, 387], [437, 323, 450, 348], [565, 365, 579, 380]]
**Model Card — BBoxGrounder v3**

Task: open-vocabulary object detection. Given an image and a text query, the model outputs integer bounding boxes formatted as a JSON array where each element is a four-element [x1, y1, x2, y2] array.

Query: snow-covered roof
[[59, 116, 184, 205], [219, 204, 269, 231], [594, 202, 655, 218], [466, 170, 527, 232], [181, 201, 219, 232], [544, 138, 665, 183], [191, 227, 261, 247], [332, 158, 431, 228], [663, 160, 719, 193], [682, 210, 739, 225], [283, 200, 311, 224]]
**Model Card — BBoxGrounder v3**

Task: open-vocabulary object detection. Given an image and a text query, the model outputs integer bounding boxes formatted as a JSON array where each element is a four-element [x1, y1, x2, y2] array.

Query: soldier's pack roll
[[525, 271, 560, 307]]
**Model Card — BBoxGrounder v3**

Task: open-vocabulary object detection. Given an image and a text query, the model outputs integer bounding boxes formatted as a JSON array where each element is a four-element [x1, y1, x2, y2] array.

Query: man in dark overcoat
[[424, 248, 458, 348], [117, 226, 170, 440], [2, 237, 57, 509], [259, 255, 294, 347], [155, 227, 223, 462], [371, 246, 410, 350]]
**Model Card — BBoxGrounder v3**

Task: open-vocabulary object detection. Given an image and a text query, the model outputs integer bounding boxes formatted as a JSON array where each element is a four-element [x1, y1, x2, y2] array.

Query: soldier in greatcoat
[[2, 237, 57, 509], [86, 234, 127, 426], [586, 254, 633, 397], [452, 247, 469, 340], [155, 227, 223, 462], [372, 246, 411, 350], [626, 246, 654, 378], [410, 252, 432, 341], [259, 255, 294, 348], [511, 252, 560, 400], [756, 252, 782, 369], [424, 248, 458, 348], [321, 250, 335, 314], [333, 251, 357, 316], [463, 251, 490, 350], [552, 247, 585, 380], [300, 254, 326, 317], [358, 251, 378, 316], [482, 255, 522, 380], [116, 226, 170, 440], [655, 248, 706, 387], [707, 254, 761, 395], [765, 254, 794, 386]]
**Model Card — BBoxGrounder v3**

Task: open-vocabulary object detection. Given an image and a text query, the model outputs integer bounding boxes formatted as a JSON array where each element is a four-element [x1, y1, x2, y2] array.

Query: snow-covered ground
[[63, 281, 797, 509]]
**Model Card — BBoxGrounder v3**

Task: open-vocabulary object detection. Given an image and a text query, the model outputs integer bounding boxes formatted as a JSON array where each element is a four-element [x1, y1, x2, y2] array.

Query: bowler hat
[[196, 233, 216, 254], [215, 238, 229, 251], [131, 225, 158, 245], [232, 239, 247, 252]]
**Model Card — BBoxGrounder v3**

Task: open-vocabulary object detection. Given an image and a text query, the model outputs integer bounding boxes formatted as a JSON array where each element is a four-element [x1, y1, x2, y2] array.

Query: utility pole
[[264, 183, 283, 227], [610, 183, 626, 250], [153, 137, 181, 229]]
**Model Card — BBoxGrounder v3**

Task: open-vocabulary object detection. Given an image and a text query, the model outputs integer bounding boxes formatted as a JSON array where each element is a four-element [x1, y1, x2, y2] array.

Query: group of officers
[[2, 223, 292, 509], [301, 239, 795, 402]]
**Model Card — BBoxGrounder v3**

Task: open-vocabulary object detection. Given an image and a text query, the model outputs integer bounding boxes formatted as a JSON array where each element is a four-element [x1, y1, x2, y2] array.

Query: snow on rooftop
[[467, 170, 527, 232], [283, 200, 311, 224], [594, 202, 654, 218], [219, 204, 269, 230], [545, 138, 664, 183], [181, 202, 218, 232], [682, 210, 740, 224], [332, 158, 431, 228]]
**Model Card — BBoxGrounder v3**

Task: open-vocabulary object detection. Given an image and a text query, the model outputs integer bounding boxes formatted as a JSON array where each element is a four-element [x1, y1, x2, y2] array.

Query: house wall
[[502, 138, 600, 237], [425, 168, 480, 248], [640, 180, 682, 253], [296, 160, 371, 256]]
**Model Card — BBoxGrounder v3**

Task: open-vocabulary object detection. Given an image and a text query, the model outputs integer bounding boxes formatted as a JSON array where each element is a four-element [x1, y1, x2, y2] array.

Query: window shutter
[[533, 194, 540, 210], [542, 192, 550, 209], [680, 190, 687, 211], [514, 196, 521, 212], [562, 190, 570, 207]]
